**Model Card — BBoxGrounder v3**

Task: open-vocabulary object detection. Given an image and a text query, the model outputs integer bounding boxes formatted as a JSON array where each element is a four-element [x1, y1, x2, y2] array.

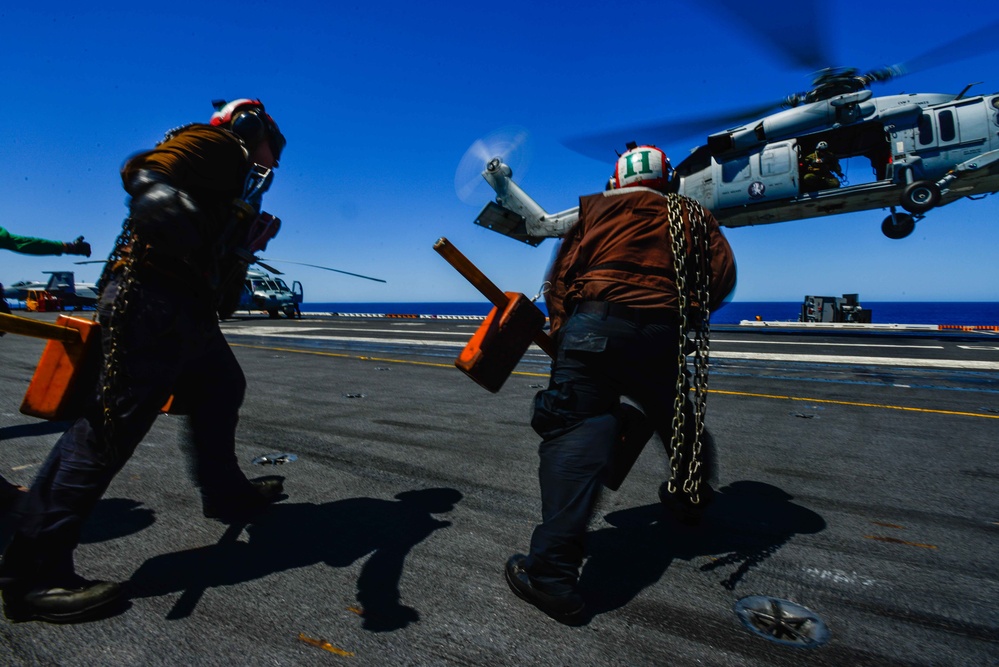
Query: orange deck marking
[[297, 633, 355, 657], [864, 535, 937, 550]]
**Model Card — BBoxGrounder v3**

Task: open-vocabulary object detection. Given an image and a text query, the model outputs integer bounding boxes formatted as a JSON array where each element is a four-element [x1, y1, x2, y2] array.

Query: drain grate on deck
[[734, 596, 830, 648]]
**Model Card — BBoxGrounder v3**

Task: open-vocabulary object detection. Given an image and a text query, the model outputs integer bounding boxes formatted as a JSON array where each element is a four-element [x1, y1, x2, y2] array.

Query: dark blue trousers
[[526, 310, 703, 595], [3, 278, 249, 583]]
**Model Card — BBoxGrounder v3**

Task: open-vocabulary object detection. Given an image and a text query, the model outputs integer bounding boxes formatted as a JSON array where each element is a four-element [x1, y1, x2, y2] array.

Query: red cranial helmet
[[610, 143, 672, 192], [210, 99, 286, 163]]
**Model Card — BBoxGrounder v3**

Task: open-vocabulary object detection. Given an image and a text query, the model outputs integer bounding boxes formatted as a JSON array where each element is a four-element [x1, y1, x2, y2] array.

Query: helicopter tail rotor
[[454, 126, 532, 204]]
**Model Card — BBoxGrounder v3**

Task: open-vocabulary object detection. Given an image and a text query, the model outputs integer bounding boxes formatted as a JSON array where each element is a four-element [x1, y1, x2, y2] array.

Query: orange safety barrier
[[17, 314, 180, 420], [20, 315, 101, 420], [455, 292, 546, 393], [434, 237, 556, 393]]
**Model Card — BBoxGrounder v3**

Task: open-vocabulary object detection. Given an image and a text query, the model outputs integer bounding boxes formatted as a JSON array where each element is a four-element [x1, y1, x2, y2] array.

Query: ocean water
[[303, 301, 999, 326], [5, 297, 993, 326]]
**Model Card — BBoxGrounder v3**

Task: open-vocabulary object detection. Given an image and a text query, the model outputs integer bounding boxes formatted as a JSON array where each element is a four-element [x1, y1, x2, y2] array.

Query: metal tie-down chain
[[97, 217, 142, 461], [665, 194, 712, 505]]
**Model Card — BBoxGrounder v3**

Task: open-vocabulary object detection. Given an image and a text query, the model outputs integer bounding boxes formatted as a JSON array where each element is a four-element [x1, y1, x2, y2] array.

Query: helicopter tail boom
[[476, 158, 578, 244]]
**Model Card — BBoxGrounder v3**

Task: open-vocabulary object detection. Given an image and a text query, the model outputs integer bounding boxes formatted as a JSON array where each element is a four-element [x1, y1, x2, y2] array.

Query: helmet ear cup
[[229, 110, 267, 147]]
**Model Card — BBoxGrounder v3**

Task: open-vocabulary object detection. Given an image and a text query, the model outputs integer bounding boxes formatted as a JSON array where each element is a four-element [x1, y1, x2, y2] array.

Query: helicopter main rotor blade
[[562, 100, 783, 162], [697, 0, 830, 70], [259, 259, 387, 283], [254, 260, 284, 275], [878, 19, 999, 81]]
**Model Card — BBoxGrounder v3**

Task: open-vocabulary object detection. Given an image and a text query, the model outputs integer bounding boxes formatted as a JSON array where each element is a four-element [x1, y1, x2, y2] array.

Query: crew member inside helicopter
[[801, 141, 844, 192]]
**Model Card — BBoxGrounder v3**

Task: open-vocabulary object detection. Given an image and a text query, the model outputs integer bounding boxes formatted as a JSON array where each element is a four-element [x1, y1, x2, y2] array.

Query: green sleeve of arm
[[0, 227, 65, 255]]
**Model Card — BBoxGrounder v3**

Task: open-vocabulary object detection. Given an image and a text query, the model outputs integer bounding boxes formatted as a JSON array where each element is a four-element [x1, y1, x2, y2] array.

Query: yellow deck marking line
[[711, 389, 999, 419], [713, 350, 999, 371], [864, 535, 937, 550], [232, 343, 456, 369], [297, 633, 354, 657], [232, 344, 999, 420]]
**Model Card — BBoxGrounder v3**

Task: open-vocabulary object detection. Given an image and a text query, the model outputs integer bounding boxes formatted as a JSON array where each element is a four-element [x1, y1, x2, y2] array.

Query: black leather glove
[[127, 170, 207, 259], [63, 236, 91, 257]]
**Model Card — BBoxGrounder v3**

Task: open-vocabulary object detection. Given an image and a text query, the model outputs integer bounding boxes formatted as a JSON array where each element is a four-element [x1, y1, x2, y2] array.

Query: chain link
[[97, 217, 143, 462], [664, 194, 712, 505], [531, 281, 551, 303]]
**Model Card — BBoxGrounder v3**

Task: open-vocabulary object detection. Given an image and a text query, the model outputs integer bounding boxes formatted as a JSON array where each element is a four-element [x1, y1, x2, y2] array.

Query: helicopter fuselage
[[472, 90, 999, 243], [675, 91, 999, 231], [239, 268, 303, 319]]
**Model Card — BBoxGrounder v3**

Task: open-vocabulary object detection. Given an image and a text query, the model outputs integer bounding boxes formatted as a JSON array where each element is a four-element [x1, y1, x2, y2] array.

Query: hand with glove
[[63, 236, 91, 257]]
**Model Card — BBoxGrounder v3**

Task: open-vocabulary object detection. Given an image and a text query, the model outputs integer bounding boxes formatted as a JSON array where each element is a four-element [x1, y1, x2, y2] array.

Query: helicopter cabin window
[[918, 115, 934, 146], [721, 155, 753, 183], [938, 110, 956, 142], [761, 145, 792, 176]]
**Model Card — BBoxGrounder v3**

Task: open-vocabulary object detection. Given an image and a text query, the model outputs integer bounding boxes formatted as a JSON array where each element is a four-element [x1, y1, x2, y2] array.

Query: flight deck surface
[[0, 312, 996, 666]]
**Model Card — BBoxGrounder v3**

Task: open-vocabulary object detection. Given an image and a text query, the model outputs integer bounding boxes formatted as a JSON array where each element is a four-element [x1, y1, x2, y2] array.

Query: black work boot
[[504, 554, 584, 624], [202, 477, 285, 522], [3, 574, 124, 623]]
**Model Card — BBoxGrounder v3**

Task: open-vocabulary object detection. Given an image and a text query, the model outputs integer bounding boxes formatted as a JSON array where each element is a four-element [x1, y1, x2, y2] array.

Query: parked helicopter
[[236, 267, 303, 319], [468, 16, 999, 242], [240, 257, 386, 318], [2, 271, 99, 310], [59, 256, 385, 320]]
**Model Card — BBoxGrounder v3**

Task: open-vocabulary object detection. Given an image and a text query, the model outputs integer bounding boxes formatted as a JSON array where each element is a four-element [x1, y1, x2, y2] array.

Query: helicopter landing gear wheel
[[882, 212, 915, 239], [900, 180, 940, 214]]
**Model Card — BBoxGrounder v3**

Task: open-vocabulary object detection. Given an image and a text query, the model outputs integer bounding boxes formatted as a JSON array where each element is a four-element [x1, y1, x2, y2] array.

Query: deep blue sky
[[1, 1, 997, 303]]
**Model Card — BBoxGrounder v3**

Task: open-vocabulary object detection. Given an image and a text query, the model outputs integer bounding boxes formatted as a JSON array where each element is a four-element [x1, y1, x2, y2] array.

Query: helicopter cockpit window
[[276, 279, 289, 290], [721, 155, 753, 183]]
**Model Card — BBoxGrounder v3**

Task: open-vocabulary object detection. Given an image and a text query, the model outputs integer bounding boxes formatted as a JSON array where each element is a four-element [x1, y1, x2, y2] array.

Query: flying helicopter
[[465, 10, 999, 243]]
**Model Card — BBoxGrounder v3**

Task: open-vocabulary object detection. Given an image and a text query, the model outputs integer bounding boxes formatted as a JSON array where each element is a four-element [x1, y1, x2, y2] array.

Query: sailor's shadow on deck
[[579, 481, 826, 617], [0, 420, 73, 441], [128, 487, 463, 632]]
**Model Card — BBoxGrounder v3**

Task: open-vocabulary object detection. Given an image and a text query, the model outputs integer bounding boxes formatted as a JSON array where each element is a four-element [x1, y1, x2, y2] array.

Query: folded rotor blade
[[259, 259, 386, 283]]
